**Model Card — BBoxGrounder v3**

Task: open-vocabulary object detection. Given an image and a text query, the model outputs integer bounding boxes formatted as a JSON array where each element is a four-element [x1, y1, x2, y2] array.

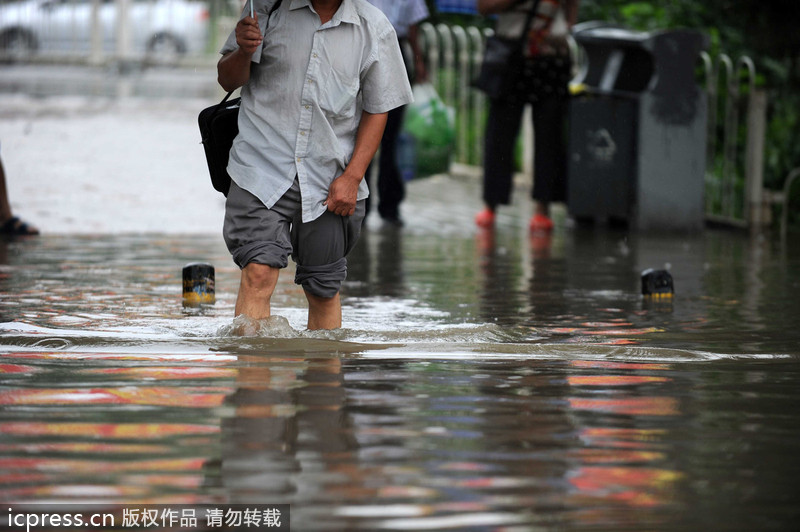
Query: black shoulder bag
[[473, 0, 541, 100], [198, 0, 282, 196]]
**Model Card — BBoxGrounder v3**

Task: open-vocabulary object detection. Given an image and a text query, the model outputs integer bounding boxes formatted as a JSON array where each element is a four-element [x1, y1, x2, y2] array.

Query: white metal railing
[[701, 51, 768, 229], [419, 24, 774, 231], [418, 23, 770, 231], [419, 23, 772, 231], [417, 21, 492, 168]]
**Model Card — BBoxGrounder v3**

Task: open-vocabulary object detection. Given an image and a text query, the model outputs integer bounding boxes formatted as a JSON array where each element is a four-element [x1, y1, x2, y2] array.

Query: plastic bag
[[400, 83, 455, 179]]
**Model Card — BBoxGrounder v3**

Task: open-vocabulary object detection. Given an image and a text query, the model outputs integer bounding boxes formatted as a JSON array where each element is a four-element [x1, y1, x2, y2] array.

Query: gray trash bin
[[567, 24, 709, 231]]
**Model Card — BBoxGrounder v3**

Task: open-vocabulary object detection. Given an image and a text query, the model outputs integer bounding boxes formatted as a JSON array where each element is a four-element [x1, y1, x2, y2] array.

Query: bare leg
[[305, 291, 341, 330], [235, 263, 280, 319]]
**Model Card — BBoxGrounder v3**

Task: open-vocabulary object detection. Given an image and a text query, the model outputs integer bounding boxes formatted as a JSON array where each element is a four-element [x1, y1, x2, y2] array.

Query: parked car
[[0, 0, 210, 61]]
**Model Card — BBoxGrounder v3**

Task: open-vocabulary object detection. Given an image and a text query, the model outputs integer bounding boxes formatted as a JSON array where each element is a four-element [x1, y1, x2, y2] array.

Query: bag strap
[[218, 91, 235, 107], [514, 0, 543, 49], [214, 0, 284, 109]]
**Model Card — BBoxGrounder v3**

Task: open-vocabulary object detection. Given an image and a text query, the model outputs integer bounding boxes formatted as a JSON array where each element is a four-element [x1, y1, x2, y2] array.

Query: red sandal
[[529, 213, 553, 233], [475, 209, 496, 229]]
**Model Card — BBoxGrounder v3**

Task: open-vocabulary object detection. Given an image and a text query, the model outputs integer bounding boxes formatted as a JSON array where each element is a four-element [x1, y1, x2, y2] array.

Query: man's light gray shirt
[[221, 0, 413, 223]]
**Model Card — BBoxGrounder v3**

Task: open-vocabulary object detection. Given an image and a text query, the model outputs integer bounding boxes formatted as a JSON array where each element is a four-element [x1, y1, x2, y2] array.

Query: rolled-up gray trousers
[[223, 179, 365, 299]]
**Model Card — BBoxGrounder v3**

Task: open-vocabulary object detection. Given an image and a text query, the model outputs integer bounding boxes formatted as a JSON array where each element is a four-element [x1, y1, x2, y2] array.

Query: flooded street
[[3, 198, 800, 530], [2, 93, 800, 530]]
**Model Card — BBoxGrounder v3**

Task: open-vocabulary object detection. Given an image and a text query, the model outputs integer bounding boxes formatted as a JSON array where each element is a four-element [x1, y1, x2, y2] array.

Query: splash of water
[[216, 315, 301, 339]]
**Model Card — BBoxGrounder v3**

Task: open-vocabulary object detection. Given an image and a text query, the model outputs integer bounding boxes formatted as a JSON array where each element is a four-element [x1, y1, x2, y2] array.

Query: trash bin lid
[[574, 24, 653, 49]]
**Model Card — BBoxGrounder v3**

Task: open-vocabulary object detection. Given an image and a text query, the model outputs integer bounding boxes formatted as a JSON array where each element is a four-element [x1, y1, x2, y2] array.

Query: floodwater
[[2, 173, 799, 531]]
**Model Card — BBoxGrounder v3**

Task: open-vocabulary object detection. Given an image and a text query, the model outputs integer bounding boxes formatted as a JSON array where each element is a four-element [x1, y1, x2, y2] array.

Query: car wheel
[[0, 29, 38, 62], [146, 33, 186, 65]]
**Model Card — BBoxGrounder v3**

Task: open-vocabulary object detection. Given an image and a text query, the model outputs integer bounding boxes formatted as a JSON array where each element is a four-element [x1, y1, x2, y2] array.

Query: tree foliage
[[579, 0, 799, 88]]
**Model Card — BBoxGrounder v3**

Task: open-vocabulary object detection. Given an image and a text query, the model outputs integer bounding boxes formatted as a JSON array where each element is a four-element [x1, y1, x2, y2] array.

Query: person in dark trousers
[[365, 0, 430, 226], [217, 0, 412, 331], [475, 0, 579, 233]]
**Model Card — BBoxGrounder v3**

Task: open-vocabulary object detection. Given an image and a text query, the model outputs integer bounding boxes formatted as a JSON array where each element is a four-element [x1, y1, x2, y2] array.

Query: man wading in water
[[217, 0, 412, 330]]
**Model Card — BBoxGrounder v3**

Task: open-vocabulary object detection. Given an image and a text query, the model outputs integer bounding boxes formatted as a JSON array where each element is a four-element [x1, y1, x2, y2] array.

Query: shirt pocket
[[320, 65, 360, 120]]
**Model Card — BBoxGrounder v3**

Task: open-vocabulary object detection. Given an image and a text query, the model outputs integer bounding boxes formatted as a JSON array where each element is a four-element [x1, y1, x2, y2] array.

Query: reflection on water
[[2, 211, 800, 529]]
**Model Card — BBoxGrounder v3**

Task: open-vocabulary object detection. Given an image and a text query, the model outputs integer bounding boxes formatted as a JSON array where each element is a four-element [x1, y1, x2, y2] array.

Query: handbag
[[473, 0, 542, 99], [198, 91, 240, 196], [197, 0, 282, 196]]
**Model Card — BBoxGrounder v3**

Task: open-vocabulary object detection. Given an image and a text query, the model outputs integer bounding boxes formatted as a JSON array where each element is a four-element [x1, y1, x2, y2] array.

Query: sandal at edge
[[1, 216, 40, 236]]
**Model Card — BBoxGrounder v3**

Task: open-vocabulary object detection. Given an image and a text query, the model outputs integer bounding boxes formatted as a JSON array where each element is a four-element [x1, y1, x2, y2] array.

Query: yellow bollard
[[183, 262, 215, 306], [641, 269, 674, 298]]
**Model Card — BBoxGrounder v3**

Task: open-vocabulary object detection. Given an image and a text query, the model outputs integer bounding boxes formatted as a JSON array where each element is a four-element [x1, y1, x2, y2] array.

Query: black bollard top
[[641, 268, 674, 298]]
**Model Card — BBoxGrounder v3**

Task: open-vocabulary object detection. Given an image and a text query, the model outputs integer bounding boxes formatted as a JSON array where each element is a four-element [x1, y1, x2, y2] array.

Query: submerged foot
[[223, 315, 298, 337]]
